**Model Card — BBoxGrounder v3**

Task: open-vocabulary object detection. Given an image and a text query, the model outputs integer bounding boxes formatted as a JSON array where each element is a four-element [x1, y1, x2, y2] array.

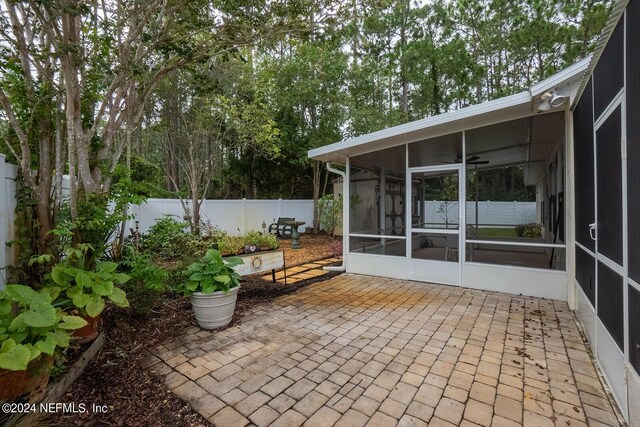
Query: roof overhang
[[309, 57, 590, 164]]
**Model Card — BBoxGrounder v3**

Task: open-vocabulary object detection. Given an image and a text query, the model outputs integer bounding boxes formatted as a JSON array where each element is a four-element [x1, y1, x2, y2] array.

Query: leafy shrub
[[523, 225, 542, 238], [218, 235, 244, 255], [318, 194, 342, 235], [119, 246, 168, 316], [243, 231, 264, 247], [0, 285, 87, 371], [47, 246, 130, 318], [201, 222, 229, 242], [516, 223, 543, 238], [180, 250, 243, 295], [142, 216, 195, 259], [258, 233, 279, 249]]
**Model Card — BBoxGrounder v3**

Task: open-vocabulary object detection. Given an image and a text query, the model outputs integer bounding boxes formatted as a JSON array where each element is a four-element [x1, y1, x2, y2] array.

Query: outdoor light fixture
[[537, 88, 567, 112], [537, 100, 552, 112], [549, 90, 567, 107]]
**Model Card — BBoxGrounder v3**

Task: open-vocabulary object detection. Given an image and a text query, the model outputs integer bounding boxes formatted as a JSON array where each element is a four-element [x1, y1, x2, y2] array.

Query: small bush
[[516, 223, 542, 238], [258, 233, 279, 249], [201, 222, 229, 242], [243, 231, 264, 247], [218, 235, 244, 255], [119, 246, 168, 316], [142, 216, 196, 259], [318, 194, 342, 235]]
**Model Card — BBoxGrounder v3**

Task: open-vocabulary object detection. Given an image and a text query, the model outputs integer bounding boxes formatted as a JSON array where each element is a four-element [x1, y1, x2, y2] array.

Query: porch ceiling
[[344, 112, 565, 179]]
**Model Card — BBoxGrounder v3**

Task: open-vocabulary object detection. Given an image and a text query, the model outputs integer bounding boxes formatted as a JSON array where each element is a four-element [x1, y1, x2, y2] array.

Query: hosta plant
[[0, 285, 87, 371], [181, 250, 243, 295], [47, 246, 130, 318]]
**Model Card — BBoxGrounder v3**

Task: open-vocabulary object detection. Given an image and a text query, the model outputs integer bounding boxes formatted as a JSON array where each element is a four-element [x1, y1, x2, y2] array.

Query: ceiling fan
[[443, 154, 490, 165]]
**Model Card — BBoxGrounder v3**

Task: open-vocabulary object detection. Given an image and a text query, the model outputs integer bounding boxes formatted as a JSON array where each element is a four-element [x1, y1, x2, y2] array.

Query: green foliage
[[516, 223, 543, 238], [317, 195, 342, 236], [242, 231, 279, 249], [180, 250, 243, 296], [0, 285, 87, 371], [6, 183, 43, 287], [113, 156, 172, 198], [258, 233, 279, 250], [118, 246, 168, 316], [218, 236, 244, 255], [46, 246, 130, 318], [243, 231, 264, 247], [142, 216, 197, 259], [201, 223, 229, 243]]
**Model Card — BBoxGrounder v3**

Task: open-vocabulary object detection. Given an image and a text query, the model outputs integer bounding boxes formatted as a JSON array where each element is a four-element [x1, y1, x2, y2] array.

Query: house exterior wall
[[572, 0, 640, 421]]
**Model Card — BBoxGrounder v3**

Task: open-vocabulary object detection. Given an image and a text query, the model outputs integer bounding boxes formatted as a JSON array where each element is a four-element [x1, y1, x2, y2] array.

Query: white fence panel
[[0, 155, 17, 290], [127, 198, 315, 236], [424, 200, 536, 226], [0, 159, 314, 288]]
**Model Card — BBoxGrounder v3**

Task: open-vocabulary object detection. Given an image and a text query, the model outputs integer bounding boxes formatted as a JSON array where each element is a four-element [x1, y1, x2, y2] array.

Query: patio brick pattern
[[147, 274, 622, 426]]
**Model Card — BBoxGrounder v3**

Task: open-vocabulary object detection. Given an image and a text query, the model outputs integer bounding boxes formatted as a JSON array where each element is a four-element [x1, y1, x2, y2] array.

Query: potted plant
[[47, 245, 130, 342], [180, 250, 243, 329], [0, 285, 87, 401]]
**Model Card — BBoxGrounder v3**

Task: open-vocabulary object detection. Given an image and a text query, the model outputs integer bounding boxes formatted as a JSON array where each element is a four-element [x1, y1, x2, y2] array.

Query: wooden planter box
[[232, 249, 287, 284]]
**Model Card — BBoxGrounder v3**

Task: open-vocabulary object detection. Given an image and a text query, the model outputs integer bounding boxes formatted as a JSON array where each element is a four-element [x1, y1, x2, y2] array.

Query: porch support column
[[405, 145, 411, 260], [345, 157, 350, 255], [566, 108, 577, 309], [379, 166, 386, 247]]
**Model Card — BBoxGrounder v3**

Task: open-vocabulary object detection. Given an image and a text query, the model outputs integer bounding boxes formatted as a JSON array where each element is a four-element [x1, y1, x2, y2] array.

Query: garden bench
[[268, 217, 295, 237]]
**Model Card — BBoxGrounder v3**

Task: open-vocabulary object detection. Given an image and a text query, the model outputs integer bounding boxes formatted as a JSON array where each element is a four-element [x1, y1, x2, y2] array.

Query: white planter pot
[[190, 286, 239, 329]]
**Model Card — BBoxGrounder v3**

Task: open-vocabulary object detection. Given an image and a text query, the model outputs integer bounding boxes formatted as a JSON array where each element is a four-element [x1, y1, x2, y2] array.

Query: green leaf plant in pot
[[180, 249, 243, 329], [0, 285, 87, 402], [47, 245, 130, 343]]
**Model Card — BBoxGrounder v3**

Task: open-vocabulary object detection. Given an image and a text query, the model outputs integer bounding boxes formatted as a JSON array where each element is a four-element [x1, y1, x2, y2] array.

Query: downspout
[[324, 162, 347, 272]]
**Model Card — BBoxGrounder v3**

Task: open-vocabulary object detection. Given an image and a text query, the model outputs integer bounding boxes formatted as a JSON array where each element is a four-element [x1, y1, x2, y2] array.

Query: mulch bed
[[50, 262, 340, 426]]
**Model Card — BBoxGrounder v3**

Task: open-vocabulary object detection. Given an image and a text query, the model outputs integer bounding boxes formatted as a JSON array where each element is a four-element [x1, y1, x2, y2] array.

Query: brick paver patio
[[146, 274, 623, 426]]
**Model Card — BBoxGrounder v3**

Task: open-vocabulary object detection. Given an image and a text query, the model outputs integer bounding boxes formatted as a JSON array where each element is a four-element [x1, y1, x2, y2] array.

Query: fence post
[[277, 198, 283, 219], [0, 155, 6, 289]]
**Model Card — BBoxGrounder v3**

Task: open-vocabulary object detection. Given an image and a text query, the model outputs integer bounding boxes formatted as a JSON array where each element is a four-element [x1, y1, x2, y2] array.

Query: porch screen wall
[[349, 145, 406, 256], [573, 78, 595, 252], [596, 107, 623, 266], [572, 2, 640, 420], [593, 22, 624, 118], [627, 0, 640, 375], [627, 0, 640, 286]]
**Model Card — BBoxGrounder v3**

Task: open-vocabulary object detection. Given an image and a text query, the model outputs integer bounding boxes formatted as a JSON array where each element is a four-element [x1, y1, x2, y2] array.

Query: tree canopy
[[0, 0, 612, 251]]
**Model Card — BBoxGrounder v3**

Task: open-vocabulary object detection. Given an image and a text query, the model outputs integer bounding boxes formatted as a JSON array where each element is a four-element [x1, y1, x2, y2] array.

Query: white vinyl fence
[[0, 154, 314, 289], [0, 155, 17, 290], [127, 198, 315, 236], [425, 200, 537, 226]]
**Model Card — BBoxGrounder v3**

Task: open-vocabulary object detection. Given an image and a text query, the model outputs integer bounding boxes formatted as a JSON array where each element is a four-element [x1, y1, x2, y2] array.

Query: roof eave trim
[[530, 56, 591, 96], [308, 91, 531, 160]]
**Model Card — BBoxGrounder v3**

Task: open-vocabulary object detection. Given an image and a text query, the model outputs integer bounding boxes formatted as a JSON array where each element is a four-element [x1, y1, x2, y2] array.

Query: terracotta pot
[[73, 315, 101, 343], [0, 356, 52, 402]]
